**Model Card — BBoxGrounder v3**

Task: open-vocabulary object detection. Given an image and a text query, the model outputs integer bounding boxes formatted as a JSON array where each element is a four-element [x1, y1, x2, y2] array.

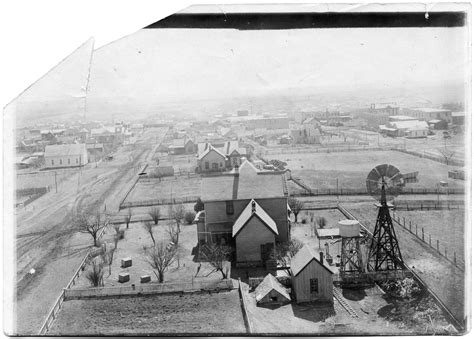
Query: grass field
[[272, 150, 464, 191], [392, 210, 466, 264], [125, 176, 202, 204], [49, 290, 246, 335]]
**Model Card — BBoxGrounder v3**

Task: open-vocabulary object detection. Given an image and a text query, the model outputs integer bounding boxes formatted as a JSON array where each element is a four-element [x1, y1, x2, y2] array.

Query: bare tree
[[148, 207, 161, 225], [101, 245, 116, 276], [166, 222, 180, 245], [85, 259, 104, 287], [288, 197, 305, 222], [168, 204, 185, 231], [316, 216, 327, 229], [74, 211, 108, 247], [272, 239, 304, 268], [199, 243, 233, 279], [145, 242, 177, 283], [143, 221, 156, 245], [438, 147, 455, 166], [124, 208, 132, 229]]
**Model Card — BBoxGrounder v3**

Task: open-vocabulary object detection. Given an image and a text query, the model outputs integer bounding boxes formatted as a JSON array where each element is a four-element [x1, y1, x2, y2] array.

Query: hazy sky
[[88, 27, 468, 103], [9, 25, 469, 121]]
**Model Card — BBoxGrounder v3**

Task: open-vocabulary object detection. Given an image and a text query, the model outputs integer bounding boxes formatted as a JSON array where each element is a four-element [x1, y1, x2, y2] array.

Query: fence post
[[437, 240, 439, 252], [454, 252, 457, 264], [445, 247, 447, 257], [429, 234, 431, 247], [422, 228, 424, 241], [403, 217, 405, 226], [415, 224, 418, 236], [409, 221, 412, 232]]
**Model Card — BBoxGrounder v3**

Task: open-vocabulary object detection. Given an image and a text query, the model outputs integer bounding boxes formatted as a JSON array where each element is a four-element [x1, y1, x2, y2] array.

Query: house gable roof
[[290, 245, 333, 277], [197, 145, 226, 160], [255, 274, 291, 303], [232, 199, 278, 237], [44, 144, 86, 157]]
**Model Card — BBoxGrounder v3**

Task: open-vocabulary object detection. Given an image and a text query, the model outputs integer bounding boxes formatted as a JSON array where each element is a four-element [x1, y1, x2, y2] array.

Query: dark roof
[[255, 274, 291, 303], [290, 245, 333, 277], [201, 160, 286, 201], [232, 199, 278, 237]]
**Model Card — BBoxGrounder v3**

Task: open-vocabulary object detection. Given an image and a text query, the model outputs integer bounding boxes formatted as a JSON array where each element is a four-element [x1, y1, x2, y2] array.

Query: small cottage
[[291, 245, 334, 304], [44, 144, 88, 168], [255, 273, 291, 306]]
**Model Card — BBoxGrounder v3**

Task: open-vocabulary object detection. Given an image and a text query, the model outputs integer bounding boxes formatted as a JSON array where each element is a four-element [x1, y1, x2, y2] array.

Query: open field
[[73, 222, 223, 289], [270, 150, 464, 191], [343, 203, 465, 325], [242, 282, 454, 335], [125, 176, 201, 204], [49, 290, 246, 335], [154, 153, 197, 173], [392, 210, 466, 264]]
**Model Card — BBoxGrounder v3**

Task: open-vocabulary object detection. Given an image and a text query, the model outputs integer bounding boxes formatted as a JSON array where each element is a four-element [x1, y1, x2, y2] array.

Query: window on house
[[220, 162, 223, 167], [226, 201, 234, 215], [271, 296, 278, 302], [310, 278, 319, 293], [76, 158, 78, 164], [59, 159, 62, 165], [68, 158, 70, 165], [212, 163, 218, 169], [51, 160, 54, 165], [205, 162, 209, 169]]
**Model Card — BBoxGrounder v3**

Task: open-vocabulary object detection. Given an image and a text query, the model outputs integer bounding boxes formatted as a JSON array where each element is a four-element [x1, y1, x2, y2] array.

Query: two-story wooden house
[[197, 160, 290, 266]]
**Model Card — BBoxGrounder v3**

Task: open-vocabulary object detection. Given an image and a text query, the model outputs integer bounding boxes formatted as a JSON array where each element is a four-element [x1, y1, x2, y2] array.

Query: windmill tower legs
[[367, 203, 404, 273]]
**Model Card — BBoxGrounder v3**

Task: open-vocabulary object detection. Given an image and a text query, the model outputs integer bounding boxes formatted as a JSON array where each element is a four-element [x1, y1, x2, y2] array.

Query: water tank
[[338, 219, 360, 237]]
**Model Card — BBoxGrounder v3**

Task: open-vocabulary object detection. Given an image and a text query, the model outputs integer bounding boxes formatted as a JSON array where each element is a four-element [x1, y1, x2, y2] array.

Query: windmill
[[366, 164, 405, 274]]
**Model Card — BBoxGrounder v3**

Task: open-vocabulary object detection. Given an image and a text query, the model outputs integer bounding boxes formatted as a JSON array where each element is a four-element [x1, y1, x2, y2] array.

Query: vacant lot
[[243, 281, 454, 335], [49, 290, 246, 335], [392, 209, 465, 264], [125, 176, 201, 204], [273, 150, 464, 191], [343, 203, 465, 325], [74, 222, 223, 289]]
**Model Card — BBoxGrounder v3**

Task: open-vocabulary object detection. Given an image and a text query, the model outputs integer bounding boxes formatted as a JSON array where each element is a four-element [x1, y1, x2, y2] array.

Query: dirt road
[[10, 128, 167, 335]]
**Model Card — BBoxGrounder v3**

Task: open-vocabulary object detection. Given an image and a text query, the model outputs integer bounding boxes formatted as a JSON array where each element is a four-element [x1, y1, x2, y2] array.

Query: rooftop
[[255, 273, 291, 303], [201, 160, 286, 202], [290, 244, 333, 277], [232, 199, 278, 237], [44, 144, 87, 157]]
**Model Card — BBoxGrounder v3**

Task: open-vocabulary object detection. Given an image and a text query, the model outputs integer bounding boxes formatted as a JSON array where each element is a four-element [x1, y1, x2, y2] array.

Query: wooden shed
[[290, 245, 334, 304], [255, 273, 291, 306]]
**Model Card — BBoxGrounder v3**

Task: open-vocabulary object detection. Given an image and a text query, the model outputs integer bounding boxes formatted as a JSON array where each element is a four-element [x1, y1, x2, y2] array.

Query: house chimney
[[319, 251, 324, 263], [251, 200, 256, 213]]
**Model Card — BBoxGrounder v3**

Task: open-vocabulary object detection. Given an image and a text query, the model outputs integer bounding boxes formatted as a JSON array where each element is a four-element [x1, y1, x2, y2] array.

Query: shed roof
[[255, 274, 291, 303], [290, 245, 333, 277], [232, 199, 278, 237], [44, 144, 86, 157]]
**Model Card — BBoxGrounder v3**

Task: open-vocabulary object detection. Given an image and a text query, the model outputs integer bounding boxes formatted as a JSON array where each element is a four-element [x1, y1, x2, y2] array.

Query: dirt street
[[10, 128, 167, 335]]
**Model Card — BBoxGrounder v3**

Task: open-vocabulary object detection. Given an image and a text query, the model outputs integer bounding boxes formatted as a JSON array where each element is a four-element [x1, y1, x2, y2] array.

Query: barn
[[255, 273, 291, 306], [290, 245, 334, 304]]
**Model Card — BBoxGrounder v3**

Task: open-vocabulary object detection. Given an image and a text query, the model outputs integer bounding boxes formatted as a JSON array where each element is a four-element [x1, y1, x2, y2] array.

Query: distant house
[[291, 245, 334, 304], [404, 108, 452, 123], [220, 127, 238, 140], [379, 120, 429, 138], [291, 118, 322, 144], [452, 112, 465, 125], [255, 273, 291, 306], [44, 144, 88, 168], [279, 135, 293, 144], [428, 119, 448, 130], [197, 141, 248, 172], [198, 160, 290, 266], [168, 138, 196, 155]]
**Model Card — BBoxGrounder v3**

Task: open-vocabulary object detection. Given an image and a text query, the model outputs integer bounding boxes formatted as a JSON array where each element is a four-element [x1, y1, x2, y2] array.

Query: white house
[[44, 144, 88, 168]]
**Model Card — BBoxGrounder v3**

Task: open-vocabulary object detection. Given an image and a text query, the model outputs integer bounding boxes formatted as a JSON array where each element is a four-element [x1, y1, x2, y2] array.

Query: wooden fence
[[117, 163, 149, 210], [64, 279, 234, 300], [393, 200, 464, 211], [391, 147, 465, 167], [238, 279, 253, 334], [391, 211, 464, 271], [38, 223, 109, 335], [120, 196, 200, 209], [337, 204, 464, 331]]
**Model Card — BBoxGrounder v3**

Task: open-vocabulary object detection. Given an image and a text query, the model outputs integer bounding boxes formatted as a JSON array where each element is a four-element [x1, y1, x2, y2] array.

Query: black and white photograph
[[2, 2, 471, 336]]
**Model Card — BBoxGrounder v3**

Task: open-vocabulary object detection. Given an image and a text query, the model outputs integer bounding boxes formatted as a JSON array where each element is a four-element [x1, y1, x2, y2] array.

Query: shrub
[[85, 260, 104, 287], [301, 218, 307, 224], [184, 211, 196, 225]]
